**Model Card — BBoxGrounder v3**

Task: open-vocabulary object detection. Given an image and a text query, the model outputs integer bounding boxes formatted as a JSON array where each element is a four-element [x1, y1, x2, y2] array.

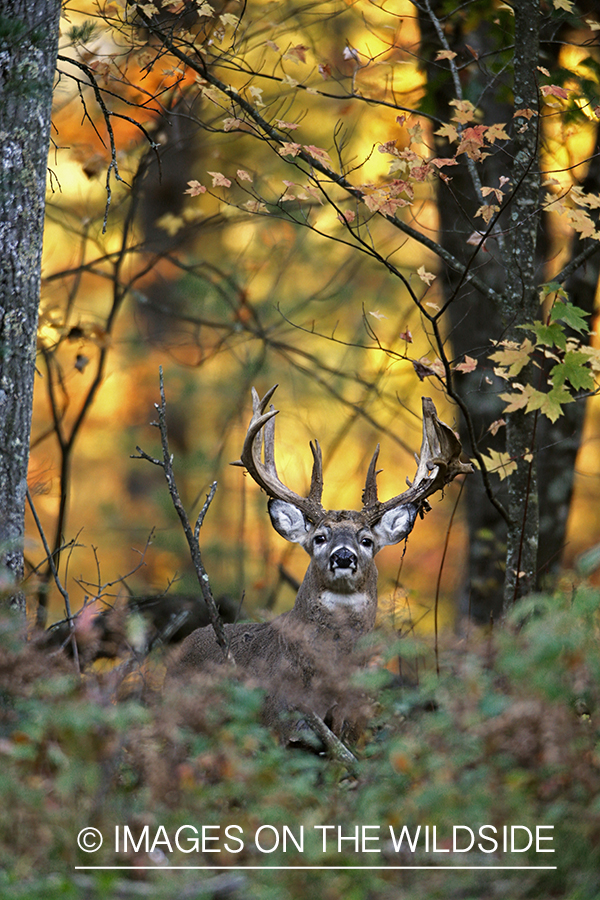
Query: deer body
[[171, 387, 471, 736]]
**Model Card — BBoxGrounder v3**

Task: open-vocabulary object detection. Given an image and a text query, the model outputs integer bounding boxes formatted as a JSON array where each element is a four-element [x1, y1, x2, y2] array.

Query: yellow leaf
[[478, 449, 517, 481], [417, 265, 436, 285], [454, 355, 478, 373], [435, 50, 457, 60], [435, 123, 459, 142]]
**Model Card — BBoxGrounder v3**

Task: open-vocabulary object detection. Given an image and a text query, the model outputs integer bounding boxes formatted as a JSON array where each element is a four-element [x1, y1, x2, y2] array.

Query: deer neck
[[287, 562, 378, 638]]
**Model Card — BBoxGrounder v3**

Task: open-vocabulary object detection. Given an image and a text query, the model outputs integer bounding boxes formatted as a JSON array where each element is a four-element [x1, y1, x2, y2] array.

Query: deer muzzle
[[329, 547, 357, 572]]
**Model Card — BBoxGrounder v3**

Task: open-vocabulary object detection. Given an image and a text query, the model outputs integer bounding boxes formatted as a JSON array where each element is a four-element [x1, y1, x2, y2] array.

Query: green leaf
[[528, 320, 567, 350], [539, 280, 568, 300], [550, 300, 590, 334], [551, 350, 595, 391], [526, 384, 574, 422]]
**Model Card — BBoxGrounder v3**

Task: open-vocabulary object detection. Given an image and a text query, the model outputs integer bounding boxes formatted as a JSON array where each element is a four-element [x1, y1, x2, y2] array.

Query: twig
[[301, 710, 359, 774], [132, 368, 233, 664], [26, 487, 81, 674]]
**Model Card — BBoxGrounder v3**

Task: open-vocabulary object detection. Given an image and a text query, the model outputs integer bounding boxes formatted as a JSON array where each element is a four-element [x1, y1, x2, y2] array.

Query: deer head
[[230, 385, 472, 631]]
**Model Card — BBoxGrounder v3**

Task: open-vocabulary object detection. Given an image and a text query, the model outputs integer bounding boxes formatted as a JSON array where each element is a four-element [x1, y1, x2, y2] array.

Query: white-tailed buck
[[172, 386, 471, 737]]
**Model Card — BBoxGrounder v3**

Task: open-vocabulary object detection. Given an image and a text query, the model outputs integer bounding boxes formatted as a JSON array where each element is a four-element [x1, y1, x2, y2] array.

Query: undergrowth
[[1, 579, 600, 899]]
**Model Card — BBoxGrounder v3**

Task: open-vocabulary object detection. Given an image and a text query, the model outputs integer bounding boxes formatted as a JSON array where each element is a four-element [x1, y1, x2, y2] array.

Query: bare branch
[[132, 368, 232, 664]]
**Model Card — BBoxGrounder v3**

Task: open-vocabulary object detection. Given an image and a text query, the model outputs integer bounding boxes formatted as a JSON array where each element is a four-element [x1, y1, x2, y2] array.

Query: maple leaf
[[197, 1, 214, 17], [368, 309, 387, 320], [489, 338, 535, 377], [278, 142, 301, 157], [553, 0, 574, 10], [478, 449, 517, 481], [449, 99, 477, 124], [208, 171, 231, 188], [435, 50, 457, 60], [454, 355, 478, 373], [487, 418, 506, 436], [184, 180, 206, 196], [481, 185, 504, 203], [540, 84, 569, 100], [399, 329, 413, 343], [513, 108, 538, 119], [475, 203, 499, 223], [249, 86, 265, 107], [408, 122, 425, 144], [566, 208, 598, 239], [551, 300, 590, 334], [457, 125, 488, 161], [298, 183, 322, 204], [236, 169, 253, 182], [303, 144, 332, 165], [526, 384, 574, 422], [570, 187, 600, 209], [550, 351, 595, 391], [222, 117, 243, 132], [337, 210, 356, 225], [275, 119, 300, 131], [243, 199, 267, 213], [284, 44, 308, 63], [157, 213, 184, 236], [417, 265, 435, 285], [528, 320, 567, 350], [220, 13, 238, 26], [485, 123, 510, 143], [343, 46, 360, 62], [499, 384, 531, 413], [435, 123, 459, 142], [430, 157, 459, 168], [318, 62, 332, 79]]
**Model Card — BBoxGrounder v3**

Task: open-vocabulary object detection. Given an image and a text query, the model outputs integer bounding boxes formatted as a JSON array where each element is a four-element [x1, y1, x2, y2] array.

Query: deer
[[170, 385, 471, 740]]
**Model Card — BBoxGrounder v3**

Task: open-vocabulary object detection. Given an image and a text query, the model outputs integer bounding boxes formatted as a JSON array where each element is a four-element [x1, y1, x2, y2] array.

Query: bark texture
[[0, 0, 61, 613], [419, 1, 597, 620]]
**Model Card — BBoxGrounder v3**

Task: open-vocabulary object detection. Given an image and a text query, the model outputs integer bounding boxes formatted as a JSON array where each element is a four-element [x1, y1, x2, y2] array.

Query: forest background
[[2, 0, 600, 898]]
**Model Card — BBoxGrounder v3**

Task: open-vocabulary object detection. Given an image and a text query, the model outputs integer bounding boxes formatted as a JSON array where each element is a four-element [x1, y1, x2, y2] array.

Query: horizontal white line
[[75, 865, 557, 871]]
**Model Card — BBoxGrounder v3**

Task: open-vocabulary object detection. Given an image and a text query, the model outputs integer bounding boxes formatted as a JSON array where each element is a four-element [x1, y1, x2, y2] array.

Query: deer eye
[[360, 537, 374, 549], [313, 534, 327, 546]]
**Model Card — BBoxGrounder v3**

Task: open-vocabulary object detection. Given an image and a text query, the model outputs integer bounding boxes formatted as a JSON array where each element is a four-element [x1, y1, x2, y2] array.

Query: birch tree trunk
[[0, 0, 61, 614]]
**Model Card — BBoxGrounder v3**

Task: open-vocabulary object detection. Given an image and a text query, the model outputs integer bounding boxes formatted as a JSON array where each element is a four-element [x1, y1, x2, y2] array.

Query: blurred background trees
[[7, 0, 599, 636]]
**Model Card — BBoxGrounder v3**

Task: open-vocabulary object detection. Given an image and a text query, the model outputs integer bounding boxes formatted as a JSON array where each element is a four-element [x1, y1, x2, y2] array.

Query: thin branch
[[26, 487, 81, 674], [132, 368, 233, 664]]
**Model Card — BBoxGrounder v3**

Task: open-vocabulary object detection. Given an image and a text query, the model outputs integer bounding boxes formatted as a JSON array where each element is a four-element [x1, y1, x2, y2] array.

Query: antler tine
[[307, 440, 324, 507], [362, 398, 473, 524], [362, 444, 382, 509], [232, 385, 326, 523]]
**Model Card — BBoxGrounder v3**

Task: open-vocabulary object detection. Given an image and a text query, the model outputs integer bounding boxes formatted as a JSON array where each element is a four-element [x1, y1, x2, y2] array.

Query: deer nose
[[330, 547, 357, 571]]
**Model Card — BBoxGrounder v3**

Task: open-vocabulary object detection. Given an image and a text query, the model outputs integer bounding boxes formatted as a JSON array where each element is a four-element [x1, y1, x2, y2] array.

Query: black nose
[[330, 548, 357, 571]]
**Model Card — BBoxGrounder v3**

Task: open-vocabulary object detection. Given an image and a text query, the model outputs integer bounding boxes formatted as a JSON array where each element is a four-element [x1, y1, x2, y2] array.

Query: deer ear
[[268, 499, 311, 544], [372, 504, 418, 549]]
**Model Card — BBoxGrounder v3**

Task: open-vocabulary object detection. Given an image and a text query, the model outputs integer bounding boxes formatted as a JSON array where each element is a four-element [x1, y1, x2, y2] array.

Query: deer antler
[[231, 385, 326, 523], [362, 397, 472, 524]]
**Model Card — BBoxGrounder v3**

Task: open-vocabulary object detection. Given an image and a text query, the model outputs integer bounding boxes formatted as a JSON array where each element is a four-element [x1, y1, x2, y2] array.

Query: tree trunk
[[418, 1, 596, 619], [0, 0, 61, 614], [501, 0, 541, 610]]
